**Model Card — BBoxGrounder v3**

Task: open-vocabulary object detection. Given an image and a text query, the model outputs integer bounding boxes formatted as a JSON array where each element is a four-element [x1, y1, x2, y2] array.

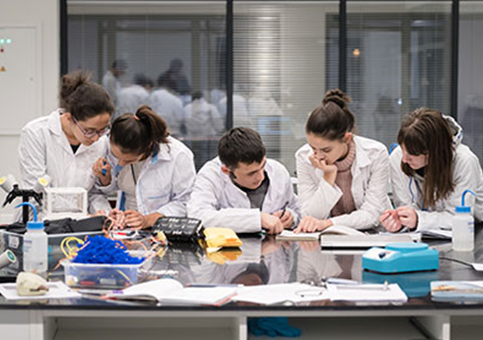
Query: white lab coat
[[187, 157, 301, 233], [102, 137, 196, 217], [183, 98, 224, 137], [149, 88, 185, 136], [118, 84, 150, 114], [390, 144, 483, 232], [18, 110, 111, 214], [296, 135, 390, 230]]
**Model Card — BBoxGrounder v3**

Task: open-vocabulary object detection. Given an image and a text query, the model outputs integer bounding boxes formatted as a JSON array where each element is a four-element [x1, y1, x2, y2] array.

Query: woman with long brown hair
[[380, 108, 483, 232]]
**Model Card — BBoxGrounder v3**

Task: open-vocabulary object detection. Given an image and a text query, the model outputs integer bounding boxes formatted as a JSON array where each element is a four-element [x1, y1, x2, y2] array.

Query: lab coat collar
[[152, 140, 173, 165], [48, 109, 88, 156], [47, 109, 63, 137], [353, 135, 371, 169]]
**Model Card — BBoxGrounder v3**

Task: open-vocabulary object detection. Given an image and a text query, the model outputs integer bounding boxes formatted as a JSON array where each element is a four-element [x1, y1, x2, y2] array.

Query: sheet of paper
[[327, 283, 407, 303], [232, 283, 328, 305], [0, 281, 81, 300], [160, 287, 237, 306]]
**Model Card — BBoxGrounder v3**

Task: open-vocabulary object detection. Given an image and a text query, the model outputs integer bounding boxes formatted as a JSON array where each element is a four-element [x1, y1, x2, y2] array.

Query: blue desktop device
[[362, 242, 439, 274]]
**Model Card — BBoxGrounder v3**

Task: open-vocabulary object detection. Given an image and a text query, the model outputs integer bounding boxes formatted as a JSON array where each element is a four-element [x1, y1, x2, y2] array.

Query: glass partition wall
[[65, 0, 483, 172], [460, 1, 483, 163], [67, 1, 226, 169]]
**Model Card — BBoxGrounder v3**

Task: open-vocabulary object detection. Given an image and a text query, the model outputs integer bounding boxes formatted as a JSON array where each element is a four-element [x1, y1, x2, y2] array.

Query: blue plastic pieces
[[248, 317, 301, 338], [72, 235, 144, 265]]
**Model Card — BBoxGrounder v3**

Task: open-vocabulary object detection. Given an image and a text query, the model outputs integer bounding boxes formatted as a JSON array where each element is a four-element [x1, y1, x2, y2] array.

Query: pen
[[102, 160, 107, 176], [280, 201, 289, 218]]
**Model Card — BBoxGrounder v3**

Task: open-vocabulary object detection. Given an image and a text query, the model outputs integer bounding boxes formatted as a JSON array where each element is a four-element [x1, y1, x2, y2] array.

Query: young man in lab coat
[[188, 127, 300, 234]]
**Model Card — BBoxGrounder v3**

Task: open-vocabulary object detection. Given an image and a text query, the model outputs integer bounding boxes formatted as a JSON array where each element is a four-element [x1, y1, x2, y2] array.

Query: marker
[[102, 160, 107, 176]]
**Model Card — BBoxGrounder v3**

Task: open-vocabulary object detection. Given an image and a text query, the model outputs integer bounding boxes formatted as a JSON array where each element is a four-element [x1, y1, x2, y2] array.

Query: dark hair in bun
[[306, 88, 356, 140]]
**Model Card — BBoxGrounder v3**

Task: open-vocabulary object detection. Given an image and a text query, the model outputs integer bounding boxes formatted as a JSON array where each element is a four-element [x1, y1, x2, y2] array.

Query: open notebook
[[277, 225, 364, 241], [106, 279, 237, 306]]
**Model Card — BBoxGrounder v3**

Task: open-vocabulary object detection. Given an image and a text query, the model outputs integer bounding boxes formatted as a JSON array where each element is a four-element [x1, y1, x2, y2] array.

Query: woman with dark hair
[[93, 105, 196, 229], [19, 70, 114, 214], [294, 89, 390, 232], [380, 108, 483, 232]]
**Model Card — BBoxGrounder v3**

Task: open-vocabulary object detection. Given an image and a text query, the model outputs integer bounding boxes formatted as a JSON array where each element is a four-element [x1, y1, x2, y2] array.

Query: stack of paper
[[420, 229, 451, 240], [326, 283, 408, 303]]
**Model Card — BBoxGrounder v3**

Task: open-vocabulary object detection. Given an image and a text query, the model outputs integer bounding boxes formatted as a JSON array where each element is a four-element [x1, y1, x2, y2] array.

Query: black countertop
[[1, 228, 483, 312]]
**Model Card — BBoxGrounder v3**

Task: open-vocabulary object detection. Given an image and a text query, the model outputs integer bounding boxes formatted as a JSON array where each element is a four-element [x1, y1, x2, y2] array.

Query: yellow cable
[[60, 237, 85, 260], [116, 269, 134, 286]]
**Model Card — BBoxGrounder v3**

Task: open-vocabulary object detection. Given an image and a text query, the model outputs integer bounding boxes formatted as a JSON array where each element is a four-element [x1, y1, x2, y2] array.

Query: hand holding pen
[[93, 157, 112, 186], [272, 201, 294, 230]]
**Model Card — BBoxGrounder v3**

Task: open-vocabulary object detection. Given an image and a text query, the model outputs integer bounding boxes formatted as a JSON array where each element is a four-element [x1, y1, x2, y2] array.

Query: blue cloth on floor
[[248, 317, 301, 337]]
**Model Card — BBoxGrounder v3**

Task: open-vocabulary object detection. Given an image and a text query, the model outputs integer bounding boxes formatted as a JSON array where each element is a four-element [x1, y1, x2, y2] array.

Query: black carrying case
[[152, 216, 204, 243]]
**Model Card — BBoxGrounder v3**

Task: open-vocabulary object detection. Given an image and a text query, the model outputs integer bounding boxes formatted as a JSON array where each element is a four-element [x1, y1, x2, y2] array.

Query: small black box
[[153, 216, 204, 243]]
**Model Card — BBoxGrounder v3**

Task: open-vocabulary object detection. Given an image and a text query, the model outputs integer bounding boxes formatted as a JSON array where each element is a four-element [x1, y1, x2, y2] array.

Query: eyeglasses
[[72, 117, 110, 139]]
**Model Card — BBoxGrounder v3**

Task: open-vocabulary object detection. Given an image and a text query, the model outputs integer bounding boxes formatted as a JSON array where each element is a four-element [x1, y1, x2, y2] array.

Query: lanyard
[[409, 176, 426, 211]]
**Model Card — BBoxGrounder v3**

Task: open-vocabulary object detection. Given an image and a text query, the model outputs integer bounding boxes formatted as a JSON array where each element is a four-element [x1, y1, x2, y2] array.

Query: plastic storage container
[[61, 254, 147, 289]]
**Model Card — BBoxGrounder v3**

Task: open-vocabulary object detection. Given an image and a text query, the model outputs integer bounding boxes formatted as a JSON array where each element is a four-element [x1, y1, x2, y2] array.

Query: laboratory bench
[[1, 228, 483, 340]]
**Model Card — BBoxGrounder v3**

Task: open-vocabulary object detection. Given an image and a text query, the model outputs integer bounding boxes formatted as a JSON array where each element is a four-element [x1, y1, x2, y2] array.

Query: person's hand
[[379, 209, 403, 232], [92, 157, 112, 186], [260, 212, 284, 234], [124, 210, 148, 229], [272, 210, 294, 229], [396, 206, 418, 230], [309, 154, 338, 186], [294, 216, 333, 233], [109, 208, 126, 229]]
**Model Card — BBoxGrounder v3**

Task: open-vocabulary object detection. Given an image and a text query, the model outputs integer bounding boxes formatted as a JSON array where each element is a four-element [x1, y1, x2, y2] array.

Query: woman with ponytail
[[294, 89, 390, 232], [19, 70, 114, 215], [93, 105, 196, 229]]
